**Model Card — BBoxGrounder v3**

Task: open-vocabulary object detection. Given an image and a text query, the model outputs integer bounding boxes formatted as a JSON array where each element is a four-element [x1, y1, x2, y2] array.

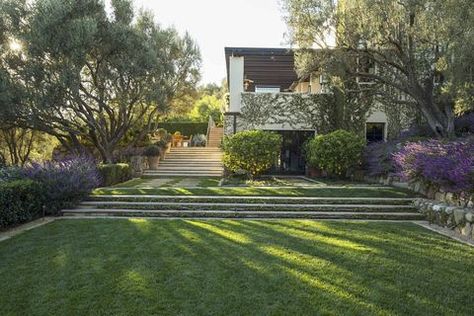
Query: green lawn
[[93, 186, 415, 198], [1, 219, 473, 315]]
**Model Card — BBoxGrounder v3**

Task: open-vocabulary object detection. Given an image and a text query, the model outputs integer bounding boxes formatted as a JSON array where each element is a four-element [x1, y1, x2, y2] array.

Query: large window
[[366, 123, 385, 142]]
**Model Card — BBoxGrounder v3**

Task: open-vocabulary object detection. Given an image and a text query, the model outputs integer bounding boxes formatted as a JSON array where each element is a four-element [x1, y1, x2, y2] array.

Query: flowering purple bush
[[23, 156, 100, 214], [393, 139, 474, 193]]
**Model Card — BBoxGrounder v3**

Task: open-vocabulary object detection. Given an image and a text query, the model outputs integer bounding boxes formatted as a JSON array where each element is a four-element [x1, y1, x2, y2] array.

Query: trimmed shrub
[[222, 130, 282, 179], [0, 179, 44, 229], [157, 122, 207, 137], [24, 156, 101, 214], [306, 130, 366, 176], [143, 145, 161, 157], [393, 138, 474, 193], [98, 163, 132, 187]]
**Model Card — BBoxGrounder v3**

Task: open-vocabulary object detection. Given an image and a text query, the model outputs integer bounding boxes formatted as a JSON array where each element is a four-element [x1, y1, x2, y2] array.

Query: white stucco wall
[[229, 56, 244, 112]]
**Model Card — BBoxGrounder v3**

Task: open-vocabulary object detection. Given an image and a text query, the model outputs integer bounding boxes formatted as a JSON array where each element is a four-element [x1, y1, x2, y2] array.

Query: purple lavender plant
[[23, 155, 100, 214], [393, 139, 474, 193]]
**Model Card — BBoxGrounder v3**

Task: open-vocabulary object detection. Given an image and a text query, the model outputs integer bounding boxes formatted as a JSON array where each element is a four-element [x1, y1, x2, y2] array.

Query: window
[[366, 123, 385, 142], [255, 85, 280, 93]]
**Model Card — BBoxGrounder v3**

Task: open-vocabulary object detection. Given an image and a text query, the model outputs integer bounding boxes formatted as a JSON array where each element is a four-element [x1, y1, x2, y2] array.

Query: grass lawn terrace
[[0, 219, 473, 315], [92, 186, 416, 198]]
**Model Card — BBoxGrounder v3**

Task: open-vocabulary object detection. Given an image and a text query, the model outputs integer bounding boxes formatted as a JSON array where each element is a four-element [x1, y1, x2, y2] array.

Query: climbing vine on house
[[240, 93, 372, 135]]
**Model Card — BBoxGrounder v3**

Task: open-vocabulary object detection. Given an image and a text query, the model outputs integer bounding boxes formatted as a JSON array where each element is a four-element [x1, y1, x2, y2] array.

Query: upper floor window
[[255, 85, 280, 93]]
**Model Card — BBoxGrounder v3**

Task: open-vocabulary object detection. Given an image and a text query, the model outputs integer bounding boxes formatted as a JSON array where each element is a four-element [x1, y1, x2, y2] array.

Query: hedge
[[98, 163, 132, 187], [306, 130, 366, 177], [223, 130, 282, 178], [0, 179, 44, 230], [157, 122, 208, 137]]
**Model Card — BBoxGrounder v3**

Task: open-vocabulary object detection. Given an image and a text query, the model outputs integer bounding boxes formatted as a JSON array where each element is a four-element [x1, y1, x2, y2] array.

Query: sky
[[133, 0, 289, 85]]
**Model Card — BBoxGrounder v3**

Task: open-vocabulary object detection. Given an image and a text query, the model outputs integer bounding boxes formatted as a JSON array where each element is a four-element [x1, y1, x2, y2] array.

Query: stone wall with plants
[[224, 92, 417, 138], [238, 93, 336, 132]]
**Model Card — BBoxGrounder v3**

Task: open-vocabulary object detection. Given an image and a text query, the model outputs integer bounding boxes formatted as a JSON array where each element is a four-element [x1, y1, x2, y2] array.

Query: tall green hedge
[[98, 163, 132, 187], [0, 179, 44, 230], [157, 122, 208, 136]]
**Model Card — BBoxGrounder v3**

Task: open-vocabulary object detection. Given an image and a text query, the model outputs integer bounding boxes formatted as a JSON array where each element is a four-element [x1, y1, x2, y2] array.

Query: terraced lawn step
[[79, 201, 417, 212], [62, 208, 424, 220], [89, 195, 415, 205]]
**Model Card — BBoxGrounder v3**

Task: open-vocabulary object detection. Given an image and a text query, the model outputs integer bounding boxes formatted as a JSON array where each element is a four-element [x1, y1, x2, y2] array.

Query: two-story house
[[224, 47, 410, 174]]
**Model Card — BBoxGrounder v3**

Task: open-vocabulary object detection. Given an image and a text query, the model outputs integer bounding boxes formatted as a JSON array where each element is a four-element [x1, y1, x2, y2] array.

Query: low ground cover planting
[[1, 219, 473, 315]]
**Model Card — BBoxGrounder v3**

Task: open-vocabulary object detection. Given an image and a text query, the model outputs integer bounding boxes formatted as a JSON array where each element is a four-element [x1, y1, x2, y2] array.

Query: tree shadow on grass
[[0, 219, 473, 315]]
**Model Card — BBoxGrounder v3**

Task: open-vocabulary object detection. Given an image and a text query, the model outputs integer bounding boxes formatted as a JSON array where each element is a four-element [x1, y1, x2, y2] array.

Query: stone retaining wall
[[364, 175, 474, 207], [415, 199, 474, 241], [366, 174, 474, 240]]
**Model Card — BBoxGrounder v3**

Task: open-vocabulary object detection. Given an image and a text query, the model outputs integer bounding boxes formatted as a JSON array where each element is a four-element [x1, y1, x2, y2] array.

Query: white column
[[229, 56, 244, 113]]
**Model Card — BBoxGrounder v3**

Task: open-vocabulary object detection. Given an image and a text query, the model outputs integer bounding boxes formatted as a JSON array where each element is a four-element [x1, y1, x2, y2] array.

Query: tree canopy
[[283, 0, 474, 137], [0, 0, 201, 162]]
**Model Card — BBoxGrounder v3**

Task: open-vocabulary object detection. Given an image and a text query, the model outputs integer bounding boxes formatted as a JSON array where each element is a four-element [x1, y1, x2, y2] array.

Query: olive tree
[[1, 0, 201, 162], [283, 0, 474, 137]]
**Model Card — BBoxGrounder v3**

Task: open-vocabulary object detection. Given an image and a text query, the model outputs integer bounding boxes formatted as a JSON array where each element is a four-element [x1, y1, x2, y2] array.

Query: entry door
[[270, 130, 315, 175]]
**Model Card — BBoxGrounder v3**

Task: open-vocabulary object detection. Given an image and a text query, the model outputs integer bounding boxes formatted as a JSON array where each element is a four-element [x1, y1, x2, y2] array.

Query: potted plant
[[155, 139, 168, 160], [155, 128, 167, 140], [143, 145, 161, 170]]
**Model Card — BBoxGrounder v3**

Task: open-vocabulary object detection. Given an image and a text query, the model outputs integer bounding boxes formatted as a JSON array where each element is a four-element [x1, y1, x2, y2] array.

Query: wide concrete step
[[158, 165, 223, 169], [167, 153, 222, 158], [143, 170, 222, 174], [142, 173, 223, 178], [88, 195, 414, 205], [160, 159, 223, 166], [154, 167, 224, 171], [79, 201, 417, 212], [62, 208, 424, 220], [170, 150, 221, 152], [169, 149, 222, 152]]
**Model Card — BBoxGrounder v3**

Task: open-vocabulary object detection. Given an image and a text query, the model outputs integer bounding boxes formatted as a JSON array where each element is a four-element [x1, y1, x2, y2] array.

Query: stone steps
[[142, 171, 223, 178], [88, 194, 414, 205], [144, 147, 224, 178], [207, 127, 223, 147], [62, 194, 422, 220], [62, 208, 423, 220], [78, 201, 417, 212], [154, 166, 224, 170]]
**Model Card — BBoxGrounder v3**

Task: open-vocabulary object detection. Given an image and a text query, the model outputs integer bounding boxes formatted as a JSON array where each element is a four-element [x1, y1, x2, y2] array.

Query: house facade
[[224, 47, 415, 174]]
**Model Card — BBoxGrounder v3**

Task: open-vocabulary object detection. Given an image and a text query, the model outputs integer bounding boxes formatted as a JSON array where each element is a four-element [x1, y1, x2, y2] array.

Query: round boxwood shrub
[[222, 130, 282, 179], [306, 129, 366, 177]]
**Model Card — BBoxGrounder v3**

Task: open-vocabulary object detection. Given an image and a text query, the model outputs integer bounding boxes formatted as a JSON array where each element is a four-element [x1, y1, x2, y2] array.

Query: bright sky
[[133, 0, 289, 85]]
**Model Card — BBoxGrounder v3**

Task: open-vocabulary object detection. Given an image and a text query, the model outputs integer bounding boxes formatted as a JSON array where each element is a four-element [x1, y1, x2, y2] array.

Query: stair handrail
[[206, 116, 216, 146]]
